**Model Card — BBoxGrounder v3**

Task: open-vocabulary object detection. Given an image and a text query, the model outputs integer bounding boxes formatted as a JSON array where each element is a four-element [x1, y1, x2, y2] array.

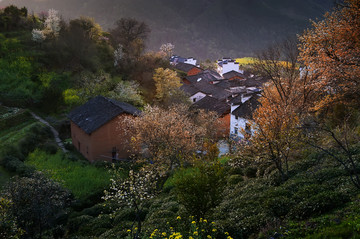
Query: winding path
[[30, 112, 68, 153]]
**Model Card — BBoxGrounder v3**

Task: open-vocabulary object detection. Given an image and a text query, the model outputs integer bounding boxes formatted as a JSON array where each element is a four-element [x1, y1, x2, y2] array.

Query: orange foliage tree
[[240, 39, 311, 180], [247, 85, 301, 180], [298, 0, 360, 110]]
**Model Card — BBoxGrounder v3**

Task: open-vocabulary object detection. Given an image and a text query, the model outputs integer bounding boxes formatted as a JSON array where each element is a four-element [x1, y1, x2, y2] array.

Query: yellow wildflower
[[177, 216, 181, 220], [203, 219, 208, 223], [127, 229, 131, 233], [189, 237, 194, 239], [212, 229, 217, 232], [193, 231, 198, 235], [225, 232, 229, 235], [191, 221, 196, 224], [227, 236, 233, 239], [207, 236, 212, 239], [162, 232, 167, 236]]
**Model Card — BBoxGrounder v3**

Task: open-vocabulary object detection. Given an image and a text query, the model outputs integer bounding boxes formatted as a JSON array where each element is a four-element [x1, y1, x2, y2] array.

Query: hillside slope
[[1, 0, 334, 59]]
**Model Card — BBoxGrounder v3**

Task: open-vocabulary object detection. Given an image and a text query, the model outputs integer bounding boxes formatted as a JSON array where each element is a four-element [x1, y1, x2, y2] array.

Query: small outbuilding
[[68, 96, 140, 162]]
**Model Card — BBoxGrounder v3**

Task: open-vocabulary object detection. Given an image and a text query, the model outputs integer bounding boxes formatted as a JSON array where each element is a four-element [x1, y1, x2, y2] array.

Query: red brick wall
[[187, 68, 202, 76], [218, 113, 230, 138], [71, 114, 133, 162]]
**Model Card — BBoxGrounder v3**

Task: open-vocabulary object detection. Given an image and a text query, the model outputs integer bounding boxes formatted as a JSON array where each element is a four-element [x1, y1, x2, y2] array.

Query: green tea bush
[[289, 191, 350, 220], [244, 166, 257, 178], [227, 174, 243, 185], [67, 215, 93, 234]]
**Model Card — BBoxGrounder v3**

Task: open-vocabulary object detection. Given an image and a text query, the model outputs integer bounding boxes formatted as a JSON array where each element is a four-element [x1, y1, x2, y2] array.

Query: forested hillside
[[1, 1, 360, 239], [1, 0, 334, 59]]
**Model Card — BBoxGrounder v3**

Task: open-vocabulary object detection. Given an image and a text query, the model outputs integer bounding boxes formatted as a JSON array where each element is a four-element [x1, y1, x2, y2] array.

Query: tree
[[1, 173, 71, 238], [302, 114, 360, 189], [110, 18, 150, 61], [0, 197, 24, 239], [241, 39, 309, 181], [152, 67, 183, 104], [247, 85, 301, 181], [108, 80, 144, 107], [160, 43, 175, 58], [103, 165, 162, 239], [122, 104, 221, 169], [298, 0, 360, 110], [174, 161, 226, 220], [43, 9, 61, 38]]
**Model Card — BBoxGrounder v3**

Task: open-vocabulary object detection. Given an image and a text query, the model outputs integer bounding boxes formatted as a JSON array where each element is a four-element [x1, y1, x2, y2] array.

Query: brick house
[[68, 96, 140, 162]]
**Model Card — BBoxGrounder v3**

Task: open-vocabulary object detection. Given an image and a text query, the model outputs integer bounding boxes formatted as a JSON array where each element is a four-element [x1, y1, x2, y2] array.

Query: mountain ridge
[[1, 0, 335, 59]]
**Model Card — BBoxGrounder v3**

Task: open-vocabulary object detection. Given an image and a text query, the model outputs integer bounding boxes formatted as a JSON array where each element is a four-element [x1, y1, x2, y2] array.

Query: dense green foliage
[[1, 173, 71, 239]]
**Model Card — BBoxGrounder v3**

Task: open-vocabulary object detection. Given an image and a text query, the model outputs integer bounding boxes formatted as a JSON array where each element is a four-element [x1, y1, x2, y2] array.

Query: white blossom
[[114, 44, 124, 66], [31, 29, 46, 43], [160, 43, 175, 57], [44, 9, 61, 37]]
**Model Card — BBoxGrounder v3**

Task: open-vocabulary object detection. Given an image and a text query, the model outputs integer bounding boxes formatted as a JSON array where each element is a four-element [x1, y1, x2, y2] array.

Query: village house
[[170, 55, 198, 66], [229, 94, 260, 139], [174, 62, 203, 76], [68, 96, 140, 162], [217, 58, 243, 76], [177, 57, 268, 139]]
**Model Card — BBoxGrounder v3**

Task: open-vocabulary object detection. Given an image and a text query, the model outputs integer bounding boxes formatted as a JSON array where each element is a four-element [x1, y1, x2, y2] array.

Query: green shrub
[[174, 162, 226, 220], [67, 215, 93, 234], [79, 215, 112, 236], [289, 191, 350, 220], [40, 143, 58, 155], [228, 174, 244, 185], [1, 155, 34, 176], [244, 166, 257, 178]]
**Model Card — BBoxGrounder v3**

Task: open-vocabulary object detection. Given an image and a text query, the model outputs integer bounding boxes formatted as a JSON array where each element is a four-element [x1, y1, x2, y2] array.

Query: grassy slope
[[26, 149, 111, 200]]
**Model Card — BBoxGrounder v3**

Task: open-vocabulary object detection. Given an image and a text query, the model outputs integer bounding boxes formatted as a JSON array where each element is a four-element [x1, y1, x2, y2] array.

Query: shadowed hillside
[[1, 0, 335, 59]]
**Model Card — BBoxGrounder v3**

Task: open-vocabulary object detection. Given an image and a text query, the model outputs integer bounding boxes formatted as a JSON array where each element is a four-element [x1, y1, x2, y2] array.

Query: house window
[[193, 98, 197, 103], [235, 116, 239, 120], [234, 127, 238, 135]]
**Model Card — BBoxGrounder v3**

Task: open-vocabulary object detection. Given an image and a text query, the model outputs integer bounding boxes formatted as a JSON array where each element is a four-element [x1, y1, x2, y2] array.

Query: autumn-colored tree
[[298, 0, 360, 110], [122, 104, 221, 169], [152, 67, 184, 105], [247, 85, 301, 180], [241, 39, 309, 180], [253, 38, 314, 112], [131, 52, 170, 103]]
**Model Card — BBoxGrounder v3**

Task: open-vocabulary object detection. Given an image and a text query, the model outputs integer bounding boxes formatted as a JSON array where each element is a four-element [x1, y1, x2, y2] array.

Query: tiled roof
[[193, 96, 230, 116], [231, 95, 260, 120], [223, 70, 246, 80], [192, 81, 232, 100], [180, 84, 203, 96], [174, 62, 202, 73], [68, 96, 140, 134]]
